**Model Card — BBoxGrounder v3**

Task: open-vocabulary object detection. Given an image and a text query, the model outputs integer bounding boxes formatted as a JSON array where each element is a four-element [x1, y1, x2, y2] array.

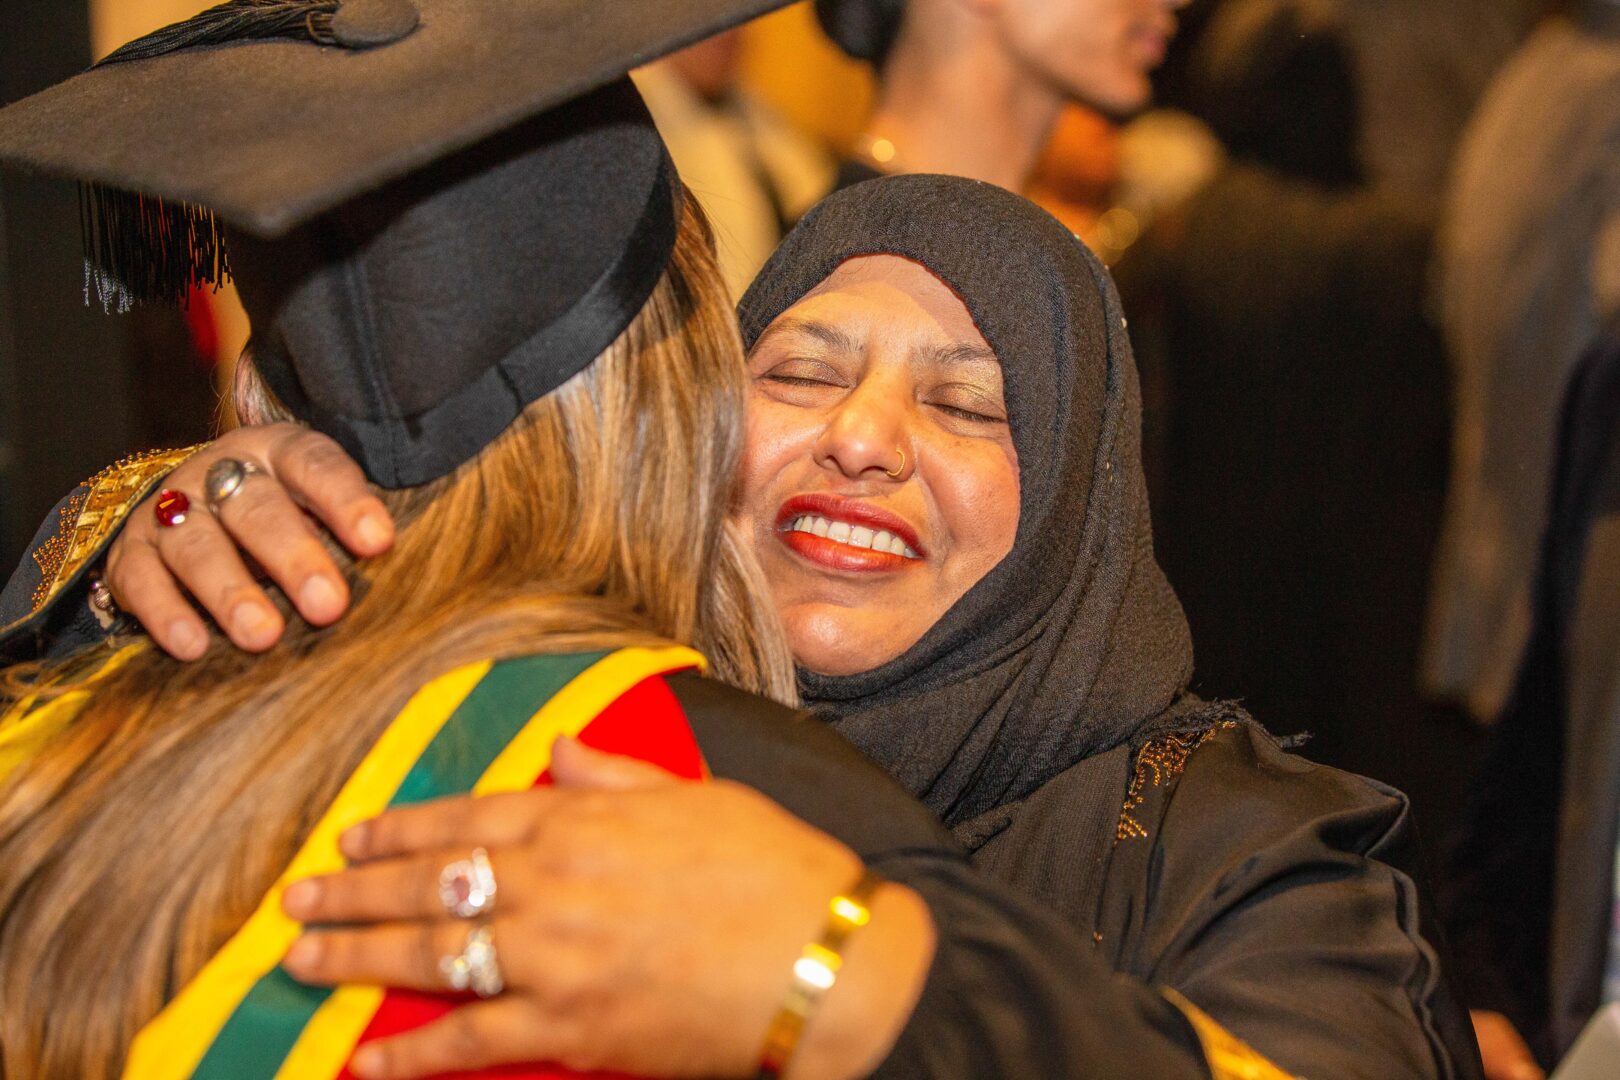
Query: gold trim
[[27, 446, 206, 616], [1117, 723, 1237, 841], [1163, 988, 1300, 1080]]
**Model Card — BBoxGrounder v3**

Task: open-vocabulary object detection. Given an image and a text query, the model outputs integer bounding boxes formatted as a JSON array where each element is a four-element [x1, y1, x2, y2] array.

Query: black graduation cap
[[0, 0, 793, 488]]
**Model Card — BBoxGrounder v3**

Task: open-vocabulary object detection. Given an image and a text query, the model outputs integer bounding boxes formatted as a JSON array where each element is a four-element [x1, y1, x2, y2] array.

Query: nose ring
[[886, 448, 907, 479]]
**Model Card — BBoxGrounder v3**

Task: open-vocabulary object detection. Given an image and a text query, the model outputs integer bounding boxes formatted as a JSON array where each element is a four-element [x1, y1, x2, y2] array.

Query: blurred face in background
[[994, 0, 1187, 116]]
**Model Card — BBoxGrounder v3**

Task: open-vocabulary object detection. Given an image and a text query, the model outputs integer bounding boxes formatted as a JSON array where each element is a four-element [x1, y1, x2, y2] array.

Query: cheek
[[738, 398, 812, 519], [928, 441, 1020, 578]]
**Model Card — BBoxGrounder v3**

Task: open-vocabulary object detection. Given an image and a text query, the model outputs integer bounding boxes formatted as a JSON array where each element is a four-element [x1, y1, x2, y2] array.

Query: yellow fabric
[[272, 986, 386, 1080], [476, 645, 705, 794], [0, 643, 146, 787], [122, 660, 492, 1080], [275, 646, 706, 1078], [1162, 988, 1300, 1080], [128, 645, 707, 1080]]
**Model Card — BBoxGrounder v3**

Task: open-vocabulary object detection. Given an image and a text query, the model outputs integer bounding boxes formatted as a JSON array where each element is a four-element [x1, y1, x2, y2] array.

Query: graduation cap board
[[0, 0, 796, 489]]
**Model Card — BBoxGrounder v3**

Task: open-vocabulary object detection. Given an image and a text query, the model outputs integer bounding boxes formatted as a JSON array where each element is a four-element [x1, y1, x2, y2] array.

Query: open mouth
[[782, 513, 920, 559], [773, 494, 926, 572]]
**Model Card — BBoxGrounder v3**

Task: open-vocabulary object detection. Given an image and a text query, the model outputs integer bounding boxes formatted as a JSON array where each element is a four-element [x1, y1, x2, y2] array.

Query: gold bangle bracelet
[[756, 868, 884, 1080]]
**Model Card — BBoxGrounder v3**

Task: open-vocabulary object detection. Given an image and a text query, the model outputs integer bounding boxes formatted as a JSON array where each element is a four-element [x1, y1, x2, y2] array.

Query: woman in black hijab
[[2, 176, 1480, 1079]]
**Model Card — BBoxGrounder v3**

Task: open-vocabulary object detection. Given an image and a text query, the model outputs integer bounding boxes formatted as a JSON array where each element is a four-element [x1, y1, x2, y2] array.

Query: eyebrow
[[914, 341, 1000, 370], [753, 318, 864, 357], [756, 318, 1000, 369]]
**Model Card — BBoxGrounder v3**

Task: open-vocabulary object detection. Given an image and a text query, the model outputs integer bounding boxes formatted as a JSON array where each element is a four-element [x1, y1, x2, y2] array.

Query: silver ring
[[439, 924, 503, 997], [204, 457, 263, 512], [438, 847, 497, 919]]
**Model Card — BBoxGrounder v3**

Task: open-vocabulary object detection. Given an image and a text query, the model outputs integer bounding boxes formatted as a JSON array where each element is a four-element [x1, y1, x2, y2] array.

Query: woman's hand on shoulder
[[281, 738, 937, 1080], [105, 423, 391, 658]]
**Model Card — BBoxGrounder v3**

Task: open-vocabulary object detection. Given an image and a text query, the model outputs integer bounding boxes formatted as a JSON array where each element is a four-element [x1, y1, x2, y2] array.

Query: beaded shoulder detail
[[24, 446, 204, 619], [1116, 721, 1240, 842]]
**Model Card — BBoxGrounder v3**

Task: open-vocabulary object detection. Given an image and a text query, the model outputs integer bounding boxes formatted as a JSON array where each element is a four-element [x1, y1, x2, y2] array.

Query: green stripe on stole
[[189, 651, 608, 1079]]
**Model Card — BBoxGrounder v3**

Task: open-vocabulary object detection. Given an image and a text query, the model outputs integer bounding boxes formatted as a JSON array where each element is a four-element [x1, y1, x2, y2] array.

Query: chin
[[1067, 72, 1152, 119], [784, 608, 911, 678]]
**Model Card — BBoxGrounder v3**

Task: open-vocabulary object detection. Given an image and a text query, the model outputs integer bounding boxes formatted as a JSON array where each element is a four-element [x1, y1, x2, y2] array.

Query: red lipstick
[[774, 493, 927, 574]]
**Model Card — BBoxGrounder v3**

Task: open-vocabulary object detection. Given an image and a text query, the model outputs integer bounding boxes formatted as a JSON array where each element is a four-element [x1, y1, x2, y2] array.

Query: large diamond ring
[[440, 925, 504, 997], [438, 847, 497, 919], [204, 458, 263, 513]]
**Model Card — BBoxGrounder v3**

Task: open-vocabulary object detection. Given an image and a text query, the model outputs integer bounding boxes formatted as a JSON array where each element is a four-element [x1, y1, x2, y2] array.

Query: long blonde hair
[[0, 202, 794, 1079]]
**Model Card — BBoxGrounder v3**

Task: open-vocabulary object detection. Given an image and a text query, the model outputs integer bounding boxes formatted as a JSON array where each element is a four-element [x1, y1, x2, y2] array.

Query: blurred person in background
[[1331, 0, 1542, 215], [1423, 0, 1620, 729], [1111, 0, 1466, 842], [1429, 1, 1620, 1076], [813, 0, 1188, 191], [636, 29, 834, 299], [1443, 317, 1620, 1080]]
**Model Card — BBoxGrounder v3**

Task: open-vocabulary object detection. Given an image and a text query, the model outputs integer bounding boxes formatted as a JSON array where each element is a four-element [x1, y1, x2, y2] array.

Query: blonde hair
[[0, 202, 794, 1079]]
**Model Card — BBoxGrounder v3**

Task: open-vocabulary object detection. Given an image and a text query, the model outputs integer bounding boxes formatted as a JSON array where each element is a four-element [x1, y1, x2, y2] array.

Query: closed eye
[[931, 403, 1005, 424]]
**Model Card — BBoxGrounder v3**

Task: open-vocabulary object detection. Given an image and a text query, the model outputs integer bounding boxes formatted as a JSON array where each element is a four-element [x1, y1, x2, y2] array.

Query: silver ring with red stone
[[154, 488, 191, 528], [438, 847, 498, 919], [204, 457, 263, 513]]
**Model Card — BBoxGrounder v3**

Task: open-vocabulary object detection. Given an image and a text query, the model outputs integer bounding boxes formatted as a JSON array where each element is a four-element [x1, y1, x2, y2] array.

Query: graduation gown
[[0, 457, 1481, 1079]]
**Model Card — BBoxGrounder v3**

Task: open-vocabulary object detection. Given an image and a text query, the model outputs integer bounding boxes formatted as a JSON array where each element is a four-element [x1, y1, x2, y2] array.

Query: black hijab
[[738, 174, 1212, 825]]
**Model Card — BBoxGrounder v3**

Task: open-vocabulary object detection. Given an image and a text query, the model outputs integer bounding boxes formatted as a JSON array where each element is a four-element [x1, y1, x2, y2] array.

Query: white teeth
[[783, 513, 921, 559]]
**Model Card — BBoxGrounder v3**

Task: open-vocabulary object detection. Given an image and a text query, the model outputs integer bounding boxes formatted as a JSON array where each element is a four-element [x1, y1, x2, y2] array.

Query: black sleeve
[[0, 486, 113, 663], [669, 675, 1242, 1079], [872, 853, 1216, 1079], [1114, 725, 1483, 1080]]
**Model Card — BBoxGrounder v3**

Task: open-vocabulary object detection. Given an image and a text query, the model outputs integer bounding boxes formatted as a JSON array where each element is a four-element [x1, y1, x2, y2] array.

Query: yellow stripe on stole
[[1161, 988, 1301, 1080], [123, 661, 494, 1080], [0, 643, 145, 787], [272, 645, 707, 1080]]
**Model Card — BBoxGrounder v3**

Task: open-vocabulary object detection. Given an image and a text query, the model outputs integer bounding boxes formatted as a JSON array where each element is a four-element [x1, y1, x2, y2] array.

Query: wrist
[[787, 881, 937, 1080]]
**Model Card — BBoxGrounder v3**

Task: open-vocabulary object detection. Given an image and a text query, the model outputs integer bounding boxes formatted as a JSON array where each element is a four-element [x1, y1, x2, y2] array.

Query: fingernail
[[356, 513, 392, 551], [299, 576, 341, 619], [282, 879, 321, 918], [351, 1045, 384, 1078], [341, 822, 370, 858], [230, 603, 278, 645], [284, 935, 322, 971], [167, 620, 208, 659]]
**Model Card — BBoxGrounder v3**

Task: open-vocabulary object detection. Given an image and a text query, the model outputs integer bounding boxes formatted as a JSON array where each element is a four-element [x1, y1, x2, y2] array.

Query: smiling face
[[737, 255, 1021, 676], [996, 0, 1186, 116]]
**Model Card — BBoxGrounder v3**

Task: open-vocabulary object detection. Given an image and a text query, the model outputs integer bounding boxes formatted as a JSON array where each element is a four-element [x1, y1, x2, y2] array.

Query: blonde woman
[[0, 5, 1089, 1077]]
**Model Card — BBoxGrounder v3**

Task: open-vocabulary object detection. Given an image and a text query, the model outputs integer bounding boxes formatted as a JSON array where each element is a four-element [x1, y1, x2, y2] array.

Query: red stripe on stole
[[338, 673, 704, 1080]]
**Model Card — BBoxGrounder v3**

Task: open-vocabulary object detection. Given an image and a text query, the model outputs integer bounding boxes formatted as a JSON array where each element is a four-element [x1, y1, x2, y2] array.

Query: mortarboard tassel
[[96, 0, 346, 66], [80, 182, 230, 311], [80, 0, 360, 308]]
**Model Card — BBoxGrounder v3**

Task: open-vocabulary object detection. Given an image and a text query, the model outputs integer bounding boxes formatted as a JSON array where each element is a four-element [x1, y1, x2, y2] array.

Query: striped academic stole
[[123, 646, 707, 1080]]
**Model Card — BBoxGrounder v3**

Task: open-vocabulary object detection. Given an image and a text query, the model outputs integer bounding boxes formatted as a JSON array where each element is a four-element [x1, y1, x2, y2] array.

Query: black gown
[[0, 461, 1483, 1079]]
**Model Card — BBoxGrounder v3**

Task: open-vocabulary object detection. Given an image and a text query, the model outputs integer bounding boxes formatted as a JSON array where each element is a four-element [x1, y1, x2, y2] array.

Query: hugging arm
[[0, 425, 391, 662]]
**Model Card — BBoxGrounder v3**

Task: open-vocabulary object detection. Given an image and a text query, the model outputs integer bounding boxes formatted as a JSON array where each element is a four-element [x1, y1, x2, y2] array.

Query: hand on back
[[106, 424, 391, 658]]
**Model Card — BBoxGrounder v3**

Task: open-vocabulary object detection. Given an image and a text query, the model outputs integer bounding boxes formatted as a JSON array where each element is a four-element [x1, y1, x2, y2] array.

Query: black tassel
[[80, 182, 231, 311], [82, 1, 341, 307], [96, 0, 343, 67]]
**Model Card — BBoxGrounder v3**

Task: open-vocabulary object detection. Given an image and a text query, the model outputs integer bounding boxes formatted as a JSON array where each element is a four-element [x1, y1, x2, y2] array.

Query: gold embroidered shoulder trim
[[27, 445, 206, 616], [1162, 988, 1300, 1080], [1117, 721, 1238, 841]]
